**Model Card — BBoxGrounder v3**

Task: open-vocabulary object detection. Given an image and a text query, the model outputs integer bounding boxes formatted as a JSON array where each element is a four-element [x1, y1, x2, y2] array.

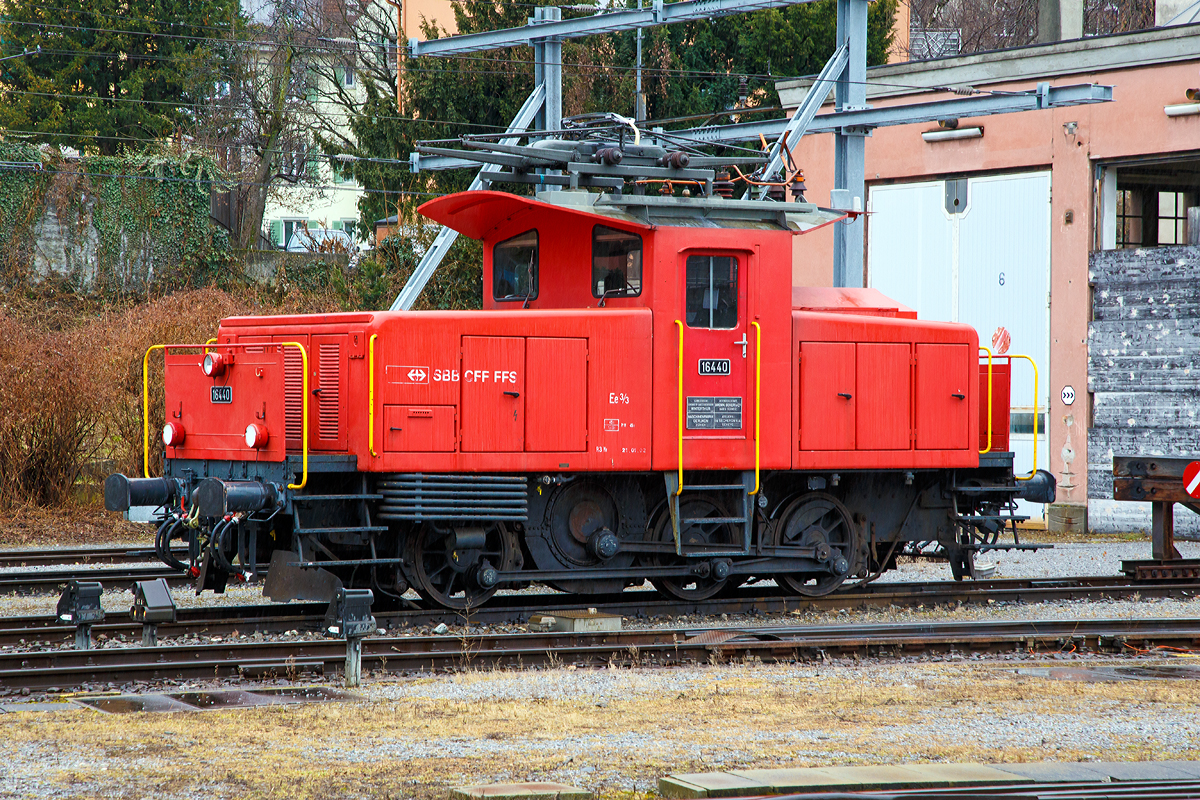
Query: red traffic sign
[[1185, 461, 1200, 500]]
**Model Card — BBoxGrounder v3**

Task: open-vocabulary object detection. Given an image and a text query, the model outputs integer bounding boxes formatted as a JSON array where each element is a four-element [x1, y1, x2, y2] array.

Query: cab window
[[592, 226, 642, 298], [685, 255, 738, 329], [493, 230, 538, 302]]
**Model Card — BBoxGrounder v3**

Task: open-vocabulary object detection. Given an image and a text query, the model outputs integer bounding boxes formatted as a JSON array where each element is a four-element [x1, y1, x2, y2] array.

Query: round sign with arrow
[[1184, 461, 1200, 500]]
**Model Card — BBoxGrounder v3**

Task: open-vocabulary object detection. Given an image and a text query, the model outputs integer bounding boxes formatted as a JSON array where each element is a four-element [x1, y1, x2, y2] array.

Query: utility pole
[[832, 0, 868, 288], [636, 0, 646, 122]]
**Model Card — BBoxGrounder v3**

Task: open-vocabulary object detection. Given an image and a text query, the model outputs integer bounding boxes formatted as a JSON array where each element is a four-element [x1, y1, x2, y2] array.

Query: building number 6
[[998, 272, 1005, 286]]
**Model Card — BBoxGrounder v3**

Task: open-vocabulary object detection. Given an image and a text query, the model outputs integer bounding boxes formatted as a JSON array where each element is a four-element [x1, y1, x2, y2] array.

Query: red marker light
[[244, 423, 269, 449], [162, 422, 186, 447]]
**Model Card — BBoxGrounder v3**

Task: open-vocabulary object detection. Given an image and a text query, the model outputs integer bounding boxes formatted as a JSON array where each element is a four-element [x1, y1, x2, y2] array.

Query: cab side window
[[685, 255, 738, 329], [493, 230, 538, 301], [592, 225, 642, 299]]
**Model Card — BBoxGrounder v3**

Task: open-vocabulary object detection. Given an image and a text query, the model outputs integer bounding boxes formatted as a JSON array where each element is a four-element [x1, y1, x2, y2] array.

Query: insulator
[[660, 151, 690, 169], [789, 178, 807, 202], [713, 171, 735, 199], [593, 147, 623, 166]]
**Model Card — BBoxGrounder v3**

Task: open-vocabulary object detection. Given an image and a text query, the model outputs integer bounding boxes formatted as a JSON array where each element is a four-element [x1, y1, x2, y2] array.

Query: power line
[[0, 128, 420, 164], [0, 162, 441, 196]]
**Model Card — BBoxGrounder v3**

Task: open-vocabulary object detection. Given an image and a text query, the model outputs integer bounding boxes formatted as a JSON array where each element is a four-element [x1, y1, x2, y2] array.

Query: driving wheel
[[407, 522, 518, 610], [646, 497, 739, 601], [773, 493, 858, 597]]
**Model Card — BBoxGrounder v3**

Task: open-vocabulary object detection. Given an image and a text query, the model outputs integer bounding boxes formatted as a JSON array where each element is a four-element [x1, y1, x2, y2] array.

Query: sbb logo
[[387, 365, 431, 385]]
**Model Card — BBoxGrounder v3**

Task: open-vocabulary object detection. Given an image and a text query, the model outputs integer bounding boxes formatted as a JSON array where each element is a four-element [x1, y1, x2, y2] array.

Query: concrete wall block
[[1093, 391, 1200, 429], [1089, 318, 1200, 351], [1088, 245, 1200, 285], [1091, 285, 1200, 322]]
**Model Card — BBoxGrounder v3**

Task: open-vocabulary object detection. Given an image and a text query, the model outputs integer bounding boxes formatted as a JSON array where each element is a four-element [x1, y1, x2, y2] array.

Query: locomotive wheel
[[646, 497, 739, 602], [528, 479, 643, 595], [408, 522, 517, 610], [773, 493, 858, 597]]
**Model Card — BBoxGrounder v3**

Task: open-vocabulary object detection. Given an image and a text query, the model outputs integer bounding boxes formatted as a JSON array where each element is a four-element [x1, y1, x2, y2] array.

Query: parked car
[[285, 228, 357, 253]]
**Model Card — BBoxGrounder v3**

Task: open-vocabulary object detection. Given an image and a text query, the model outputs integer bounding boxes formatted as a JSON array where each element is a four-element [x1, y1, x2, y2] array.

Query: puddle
[[1014, 665, 1200, 682], [71, 686, 364, 714], [73, 695, 197, 713], [251, 686, 361, 703]]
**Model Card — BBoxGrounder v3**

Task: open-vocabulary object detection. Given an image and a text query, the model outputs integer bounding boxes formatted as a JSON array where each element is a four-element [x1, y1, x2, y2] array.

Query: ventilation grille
[[377, 474, 528, 521], [283, 345, 303, 442], [317, 342, 341, 440]]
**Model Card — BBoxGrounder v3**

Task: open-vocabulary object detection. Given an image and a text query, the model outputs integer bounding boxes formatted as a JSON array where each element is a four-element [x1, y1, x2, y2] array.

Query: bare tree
[[905, 0, 1156, 60]]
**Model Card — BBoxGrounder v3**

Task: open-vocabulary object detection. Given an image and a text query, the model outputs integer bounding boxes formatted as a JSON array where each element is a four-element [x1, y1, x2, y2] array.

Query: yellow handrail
[[978, 345, 993, 455], [368, 333, 378, 458], [142, 344, 167, 479], [675, 320, 684, 496], [142, 341, 309, 490], [749, 321, 762, 495], [1008, 353, 1039, 481]]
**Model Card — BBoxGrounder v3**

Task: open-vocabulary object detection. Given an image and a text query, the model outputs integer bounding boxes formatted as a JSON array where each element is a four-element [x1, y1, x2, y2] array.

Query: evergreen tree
[[0, 0, 240, 154]]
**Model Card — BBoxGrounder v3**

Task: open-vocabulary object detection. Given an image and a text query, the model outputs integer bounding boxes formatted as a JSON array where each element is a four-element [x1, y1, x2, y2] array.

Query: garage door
[[867, 173, 1050, 514]]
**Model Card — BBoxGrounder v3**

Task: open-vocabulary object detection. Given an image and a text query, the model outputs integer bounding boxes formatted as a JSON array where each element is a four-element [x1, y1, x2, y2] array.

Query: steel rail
[[0, 565, 191, 595], [2, 616, 1199, 690], [0, 545, 185, 568], [2, 575, 1196, 649]]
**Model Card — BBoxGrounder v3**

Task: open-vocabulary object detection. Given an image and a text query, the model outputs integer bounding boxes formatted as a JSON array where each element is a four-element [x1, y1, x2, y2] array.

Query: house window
[[1158, 191, 1190, 245], [1110, 161, 1199, 249], [282, 219, 307, 249], [1115, 189, 1143, 247]]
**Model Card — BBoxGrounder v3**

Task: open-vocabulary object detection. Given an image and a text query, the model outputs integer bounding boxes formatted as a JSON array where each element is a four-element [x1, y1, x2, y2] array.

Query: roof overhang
[[417, 190, 653, 240]]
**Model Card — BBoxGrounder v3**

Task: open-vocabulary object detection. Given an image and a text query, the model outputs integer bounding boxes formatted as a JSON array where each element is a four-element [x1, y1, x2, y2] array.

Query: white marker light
[[244, 423, 269, 449], [162, 422, 186, 447], [202, 352, 227, 377]]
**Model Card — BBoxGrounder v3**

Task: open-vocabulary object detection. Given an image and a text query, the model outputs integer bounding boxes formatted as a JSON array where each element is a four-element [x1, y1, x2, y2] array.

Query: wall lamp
[[1165, 103, 1200, 117], [922, 126, 984, 143]]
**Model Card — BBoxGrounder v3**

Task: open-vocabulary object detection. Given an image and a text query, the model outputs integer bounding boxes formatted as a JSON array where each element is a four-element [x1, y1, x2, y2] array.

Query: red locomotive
[[106, 130, 1053, 609]]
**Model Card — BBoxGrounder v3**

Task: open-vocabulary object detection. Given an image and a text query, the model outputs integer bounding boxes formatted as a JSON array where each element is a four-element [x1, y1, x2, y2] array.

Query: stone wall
[[1088, 244, 1200, 534]]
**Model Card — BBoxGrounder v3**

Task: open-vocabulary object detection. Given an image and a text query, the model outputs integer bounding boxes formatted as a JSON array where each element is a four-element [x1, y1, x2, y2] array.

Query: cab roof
[[418, 190, 846, 240]]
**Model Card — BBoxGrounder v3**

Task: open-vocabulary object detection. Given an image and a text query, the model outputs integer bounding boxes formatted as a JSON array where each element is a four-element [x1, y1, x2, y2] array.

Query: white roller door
[[867, 172, 1051, 518]]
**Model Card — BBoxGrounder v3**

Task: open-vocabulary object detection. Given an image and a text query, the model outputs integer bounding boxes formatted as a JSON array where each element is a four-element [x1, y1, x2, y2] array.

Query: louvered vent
[[284, 346, 303, 442], [317, 342, 341, 440]]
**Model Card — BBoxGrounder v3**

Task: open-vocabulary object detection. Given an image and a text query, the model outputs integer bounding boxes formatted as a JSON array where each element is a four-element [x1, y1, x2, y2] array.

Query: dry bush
[[0, 316, 104, 506], [0, 287, 339, 510]]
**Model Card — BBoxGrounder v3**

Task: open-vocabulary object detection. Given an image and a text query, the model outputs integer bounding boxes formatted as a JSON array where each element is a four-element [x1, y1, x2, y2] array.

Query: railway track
[[0, 544, 181, 569], [0, 565, 191, 594], [2, 574, 1196, 650], [1, 616, 1197, 690]]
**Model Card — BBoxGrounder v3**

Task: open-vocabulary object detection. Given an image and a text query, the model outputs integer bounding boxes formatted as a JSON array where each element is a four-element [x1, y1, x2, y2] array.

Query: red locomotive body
[[108, 185, 1053, 608]]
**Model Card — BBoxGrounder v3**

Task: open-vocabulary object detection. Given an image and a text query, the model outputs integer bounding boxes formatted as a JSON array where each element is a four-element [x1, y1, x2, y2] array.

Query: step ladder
[[663, 471, 756, 557], [290, 475, 393, 568]]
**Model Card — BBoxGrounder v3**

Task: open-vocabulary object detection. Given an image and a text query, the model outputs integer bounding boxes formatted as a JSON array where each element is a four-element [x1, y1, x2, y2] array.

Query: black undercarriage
[[106, 454, 1054, 610]]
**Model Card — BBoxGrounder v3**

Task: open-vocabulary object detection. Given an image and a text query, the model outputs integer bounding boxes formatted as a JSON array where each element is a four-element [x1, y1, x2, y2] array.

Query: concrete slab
[[1090, 762, 1200, 782], [658, 772, 771, 798], [657, 776, 711, 799], [990, 762, 1115, 783], [1144, 761, 1200, 780], [451, 783, 591, 800], [902, 763, 1029, 786], [727, 768, 845, 793], [812, 765, 943, 791]]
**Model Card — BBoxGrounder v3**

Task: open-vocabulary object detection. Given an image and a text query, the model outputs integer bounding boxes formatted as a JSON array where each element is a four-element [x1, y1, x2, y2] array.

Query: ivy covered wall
[[0, 144, 233, 294]]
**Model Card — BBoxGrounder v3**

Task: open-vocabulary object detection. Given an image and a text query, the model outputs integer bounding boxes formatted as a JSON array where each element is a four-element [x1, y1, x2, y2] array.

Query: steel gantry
[[393, 0, 1112, 308]]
